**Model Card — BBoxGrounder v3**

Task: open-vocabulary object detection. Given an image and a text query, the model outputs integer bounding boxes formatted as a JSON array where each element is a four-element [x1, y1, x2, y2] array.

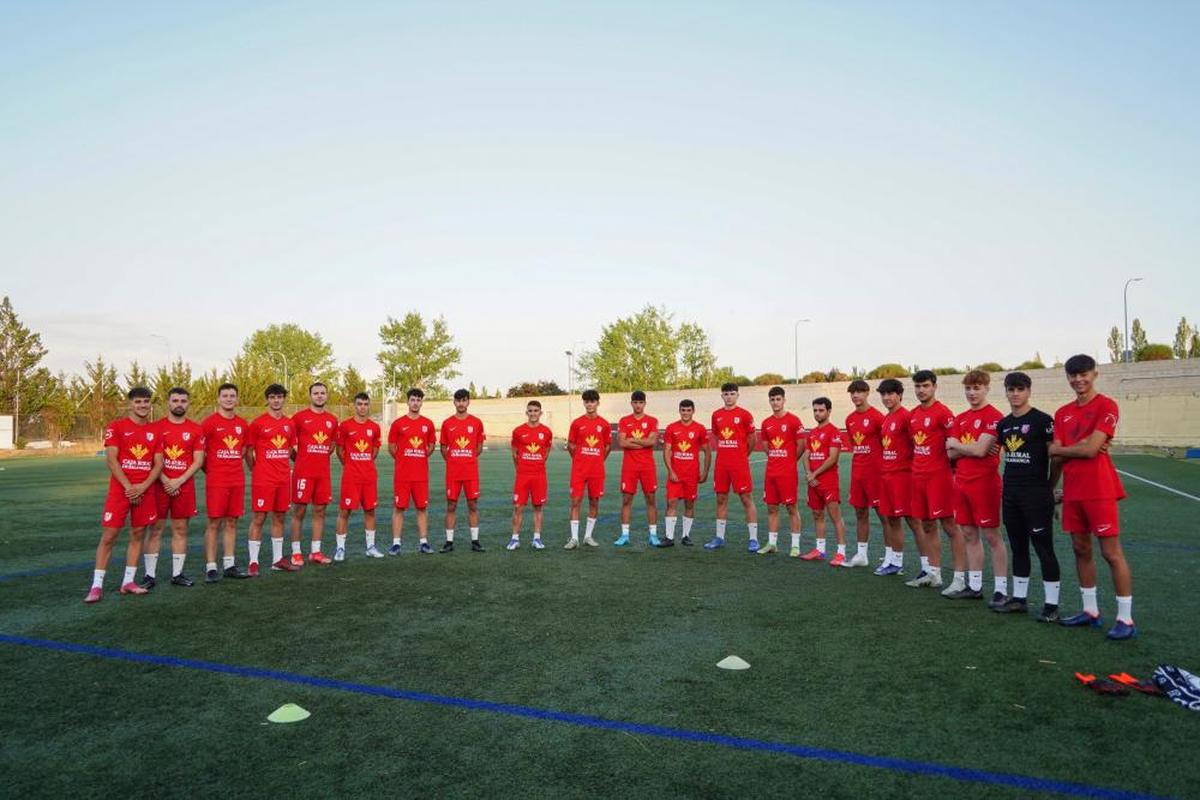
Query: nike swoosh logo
[[1032, 528, 1045, 533], [1097, 525, 1112, 532], [931, 509, 942, 515]]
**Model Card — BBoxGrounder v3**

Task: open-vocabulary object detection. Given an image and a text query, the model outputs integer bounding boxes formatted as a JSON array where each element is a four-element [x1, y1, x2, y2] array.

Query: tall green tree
[[0, 296, 51, 429], [152, 358, 194, 402], [335, 364, 368, 404], [676, 321, 718, 388], [1173, 317, 1195, 358], [1106, 326, 1123, 363], [376, 313, 462, 397], [123, 360, 150, 394], [242, 323, 336, 395], [578, 307, 719, 391], [1130, 318, 1148, 358], [73, 355, 123, 435], [866, 363, 910, 379]]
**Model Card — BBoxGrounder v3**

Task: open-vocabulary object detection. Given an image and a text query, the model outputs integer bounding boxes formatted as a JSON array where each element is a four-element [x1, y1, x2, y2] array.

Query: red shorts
[[849, 468, 881, 510], [340, 481, 378, 511], [393, 479, 429, 510], [513, 473, 548, 506], [714, 462, 753, 494], [910, 470, 953, 520], [763, 473, 799, 506], [206, 483, 245, 519], [807, 472, 841, 511], [293, 473, 333, 506], [446, 476, 480, 502], [251, 483, 291, 514], [666, 477, 699, 502], [879, 471, 911, 517], [570, 471, 605, 500], [953, 475, 1002, 528], [620, 463, 658, 495], [1062, 498, 1120, 537], [102, 485, 159, 528], [154, 481, 198, 520]]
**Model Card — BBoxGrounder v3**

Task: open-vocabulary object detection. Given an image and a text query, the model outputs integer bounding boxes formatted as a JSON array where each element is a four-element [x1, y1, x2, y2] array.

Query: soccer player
[[945, 370, 1009, 605], [84, 387, 163, 603], [143, 386, 205, 589], [799, 397, 849, 565], [617, 390, 660, 547], [509, 400, 552, 550], [290, 382, 337, 566], [706, 382, 759, 551], [904, 370, 964, 594], [440, 388, 486, 552], [245, 384, 296, 575], [659, 399, 710, 547], [200, 382, 251, 582], [1049, 354, 1135, 640], [757, 386, 804, 556], [844, 380, 886, 568], [334, 392, 383, 558], [876, 379, 921, 577], [387, 388, 437, 554], [994, 371, 1061, 621], [565, 389, 610, 549]]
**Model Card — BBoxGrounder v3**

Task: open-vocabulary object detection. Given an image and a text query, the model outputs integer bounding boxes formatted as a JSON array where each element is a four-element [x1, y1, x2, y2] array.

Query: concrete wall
[[386, 360, 1200, 448]]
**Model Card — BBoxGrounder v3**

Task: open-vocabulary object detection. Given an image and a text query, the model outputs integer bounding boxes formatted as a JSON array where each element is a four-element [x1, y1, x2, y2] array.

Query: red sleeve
[[439, 422, 450, 446], [649, 416, 659, 434], [568, 421, 577, 445], [511, 428, 520, 447], [743, 413, 755, 437], [195, 428, 207, 452], [478, 419, 486, 443], [1097, 397, 1119, 438], [388, 420, 400, 445], [103, 420, 118, 447], [985, 409, 1001, 434], [830, 428, 844, 448], [941, 408, 955, 430], [245, 420, 257, 446], [1052, 408, 1065, 444]]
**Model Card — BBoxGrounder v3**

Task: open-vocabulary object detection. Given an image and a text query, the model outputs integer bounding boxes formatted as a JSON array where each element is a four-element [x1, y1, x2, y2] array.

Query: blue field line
[[0, 634, 1162, 800]]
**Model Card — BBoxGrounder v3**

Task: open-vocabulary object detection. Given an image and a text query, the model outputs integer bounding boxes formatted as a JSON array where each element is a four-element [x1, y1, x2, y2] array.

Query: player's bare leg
[[566, 495, 584, 548], [416, 508, 429, 544], [738, 492, 759, 548], [167, 518, 190, 584], [532, 505, 544, 545], [443, 497, 458, 552], [511, 502, 524, 539], [247, 511, 267, 572], [983, 526, 1009, 602], [466, 498, 482, 550], [585, 496, 601, 546], [290, 502, 307, 550], [391, 506, 405, 549], [268, 510, 288, 571]]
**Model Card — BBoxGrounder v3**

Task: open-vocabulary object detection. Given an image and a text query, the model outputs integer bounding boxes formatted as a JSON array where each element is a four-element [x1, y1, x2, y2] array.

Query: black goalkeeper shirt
[[998, 408, 1054, 489]]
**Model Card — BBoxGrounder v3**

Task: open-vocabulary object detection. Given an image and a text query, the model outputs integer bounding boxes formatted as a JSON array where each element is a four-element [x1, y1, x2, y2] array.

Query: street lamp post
[[793, 319, 811, 383], [1123, 278, 1143, 363], [565, 350, 574, 426]]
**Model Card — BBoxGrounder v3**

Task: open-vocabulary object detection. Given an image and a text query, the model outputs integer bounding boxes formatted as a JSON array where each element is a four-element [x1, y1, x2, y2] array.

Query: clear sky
[[2, 1, 1196, 389]]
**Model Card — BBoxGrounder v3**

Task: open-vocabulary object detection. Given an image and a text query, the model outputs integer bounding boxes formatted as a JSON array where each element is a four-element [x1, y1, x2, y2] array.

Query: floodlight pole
[[1123, 278, 1143, 363], [793, 319, 811, 383]]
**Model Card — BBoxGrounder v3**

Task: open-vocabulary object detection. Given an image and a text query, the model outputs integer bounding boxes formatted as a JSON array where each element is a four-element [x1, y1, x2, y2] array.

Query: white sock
[[621, 524, 630, 536], [747, 522, 758, 542], [995, 576, 1008, 596], [920, 555, 930, 572], [791, 533, 801, 548], [1044, 581, 1061, 606], [682, 517, 693, 538], [716, 519, 727, 540], [143, 553, 158, 578], [836, 543, 846, 557], [894, 550, 904, 568], [585, 517, 597, 538], [419, 536, 428, 544], [884, 546, 895, 564], [206, 561, 218, 573], [123, 566, 136, 584], [1013, 576, 1030, 599], [857, 542, 868, 558], [930, 565, 942, 578], [248, 540, 261, 564], [222, 555, 234, 569], [445, 530, 454, 542], [1116, 595, 1133, 624], [648, 524, 657, 537], [816, 538, 826, 554], [470, 527, 479, 541], [533, 529, 541, 538], [292, 541, 302, 555], [92, 569, 105, 589], [570, 520, 579, 539], [311, 539, 322, 553], [1081, 586, 1100, 616], [271, 537, 283, 562], [337, 533, 348, 548], [954, 570, 966, 585], [768, 531, 778, 546], [172, 553, 185, 577], [392, 537, 401, 546], [665, 516, 677, 540], [968, 571, 982, 591], [366, 530, 376, 548]]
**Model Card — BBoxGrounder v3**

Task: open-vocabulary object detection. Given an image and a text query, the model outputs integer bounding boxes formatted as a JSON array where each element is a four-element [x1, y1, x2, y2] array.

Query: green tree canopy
[[753, 372, 786, 386], [1107, 326, 1124, 362], [0, 296, 51, 427], [866, 363, 910, 379], [1136, 343, 1174, 361], [1173, 317, 1196, 358], [577, 306, 720, 391], [377, 313, 462, 398], [242, 323, 336, 395], [1130, 318, 1148, 357]]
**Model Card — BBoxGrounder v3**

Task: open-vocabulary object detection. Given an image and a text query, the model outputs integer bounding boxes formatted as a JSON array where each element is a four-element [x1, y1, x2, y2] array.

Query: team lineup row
[[82, 355, 1136, 640]]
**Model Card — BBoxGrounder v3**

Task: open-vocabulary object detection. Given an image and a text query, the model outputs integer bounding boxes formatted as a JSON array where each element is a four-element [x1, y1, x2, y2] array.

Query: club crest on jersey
[[924, 417, 931, 427], [326, 420, 333, 429], [863, 420, 870, 428], [538, 433, 544, 440], [422, 425, 428, 433], [235, 426, 242, 434], [467, 426, 474, 433], [182, 432, 191, 441], [104, 511, 112, 522], [974, 419, 982, 429], [1021, 424, 1030, 434], [146, 432, 155, 441], [641, 421, 648, 429]]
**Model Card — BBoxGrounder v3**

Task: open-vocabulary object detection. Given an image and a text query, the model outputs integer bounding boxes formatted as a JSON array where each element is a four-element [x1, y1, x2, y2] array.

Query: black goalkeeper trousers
[[1002, 488, 1060, 583]]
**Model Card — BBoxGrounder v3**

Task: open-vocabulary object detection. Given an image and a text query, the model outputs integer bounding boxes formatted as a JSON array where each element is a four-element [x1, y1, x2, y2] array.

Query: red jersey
[[338, 417, 381, 482], [845, 407, 885, 472], [880, 407, 913, 474], [154, 418, 205, 479], [663, 420, 706, 478], [619, 414, 659, 468], [1054, 394, 1126, 501], [760, 412, 804, 477], [511, 423, 553, 476], [804, 422, 843, 473], [247, 413, 294, 487], [440, 414, 485, 474], [569, 415, 610, 472], [711, 406, 755, 463], [201, 412, 249, 486], [292, 408, 339, 477], [953, 405, 1003, 482], [388, 415, 436, 480], [103, 417, 160, 485], [909, 401, 955, 476]]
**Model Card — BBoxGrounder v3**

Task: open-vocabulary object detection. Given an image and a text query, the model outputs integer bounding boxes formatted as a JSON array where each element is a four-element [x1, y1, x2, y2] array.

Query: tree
[[507, 382, 540, 398], [377, 313, 462, 397], [753, 372, 786, 386], [152, 358, 194, 403], [536, 380, 565, 396], [826, 367, 851, 382], [0, 296, 51, 432], [1016, 353, 1045, 370], [1191, 333, 1200, 360], [1130, 318, 1148, 359], [972, 362, 1004, 372], [866, 363, 910, 379], [800, 370, 828, 383], [73, 355, 123, 436], [479, 386, 488, 399], [1173, 317, 1195, 358], [932, 367, 960, 376], [578, 306, 677, 392], [468, 381, 477, 397], [1136, 343, 1174, 362], [123, 361, 149, 394], [242, 323, 337, 395], [40, 373, 77, 443], [226, 354, 274, 405], [676, 322, 718, 388], [336, 364, 368, 404], [1106, 326, 1124, 363]]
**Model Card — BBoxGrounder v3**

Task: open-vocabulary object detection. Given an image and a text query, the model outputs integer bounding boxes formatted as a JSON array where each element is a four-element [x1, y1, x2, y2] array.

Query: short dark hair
[[453, 388, 470, 401], [912, 370, 937, 385], [218, 382, 239, 395], [847, 379, 870, 393], [768, 386, 785, 398], [407, 388, 424, 399], [1004, 371, 1032, 390], [265, 383, 287, 399], [679, 399, 695, 409], [308, 382, 327, 393], [353, 392, 370, 402], [877, 378, 904, 396], [127, 386, 152, 400], [630, 390, 646, 402], [1064, 354, 1096, 375], [581, 389, 600, 403], [527, 399, 542, 410], [720, 382, 738, 393], [167, 386, 190, 399], [812, 396, 832, 410]]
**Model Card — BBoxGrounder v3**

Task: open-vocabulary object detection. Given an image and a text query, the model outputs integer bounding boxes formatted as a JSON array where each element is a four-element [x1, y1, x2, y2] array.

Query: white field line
[[1117, 470, 1200, 503]]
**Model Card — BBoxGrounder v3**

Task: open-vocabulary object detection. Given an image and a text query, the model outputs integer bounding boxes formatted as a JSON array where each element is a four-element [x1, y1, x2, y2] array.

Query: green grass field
[[1, 451, 1197, 799]]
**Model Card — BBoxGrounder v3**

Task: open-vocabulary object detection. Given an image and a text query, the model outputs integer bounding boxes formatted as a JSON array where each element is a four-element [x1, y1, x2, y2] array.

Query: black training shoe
[[657, 537, 675, 548], [223, 565, 249, 579], [440, 541, 455, 553], [993, 597, 1027, 614], [170, 573, 195, 587], [680, 536, 693, 547], [947, 587, 983, 600], [138, 575, 157, 591], [987, 591, 1008, 610], [1038, 604, 1061, 623], [205, 569, 220, 584], [471, 540, 485, 552]]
